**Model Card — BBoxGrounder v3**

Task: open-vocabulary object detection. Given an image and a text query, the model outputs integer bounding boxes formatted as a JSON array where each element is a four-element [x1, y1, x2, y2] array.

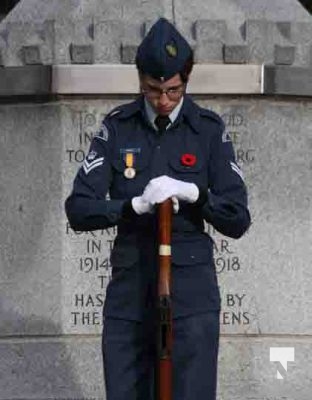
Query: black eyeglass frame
[[141, 83, 186, 100]]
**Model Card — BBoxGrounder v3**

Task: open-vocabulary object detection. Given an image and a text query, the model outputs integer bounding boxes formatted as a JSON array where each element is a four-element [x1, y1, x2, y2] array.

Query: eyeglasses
[[141, 84, 185, 100]]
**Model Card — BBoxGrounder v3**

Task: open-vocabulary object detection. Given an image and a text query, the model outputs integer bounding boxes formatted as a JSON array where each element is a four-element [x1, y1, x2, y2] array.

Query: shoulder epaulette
[[106, 99, 141, 120], [199, 108, 224, 126], [106, 107, 123, 119]]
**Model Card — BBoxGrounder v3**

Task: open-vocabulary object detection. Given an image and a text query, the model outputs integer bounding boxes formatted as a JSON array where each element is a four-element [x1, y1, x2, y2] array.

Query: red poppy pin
[[180, 153, 197, 167]]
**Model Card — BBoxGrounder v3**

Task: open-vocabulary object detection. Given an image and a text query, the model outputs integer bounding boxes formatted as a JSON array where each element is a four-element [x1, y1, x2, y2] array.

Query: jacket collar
[[116, 94, 202, 135], [116, 96, 145, 119]]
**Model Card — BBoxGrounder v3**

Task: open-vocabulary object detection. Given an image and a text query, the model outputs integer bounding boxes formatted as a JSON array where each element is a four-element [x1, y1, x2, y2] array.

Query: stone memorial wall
[[1, 96, 311, 400], [1, 1, 312, 399]]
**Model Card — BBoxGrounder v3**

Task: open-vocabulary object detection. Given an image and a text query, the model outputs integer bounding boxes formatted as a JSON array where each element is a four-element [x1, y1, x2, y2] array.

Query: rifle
[[156, 198, 173, 400]]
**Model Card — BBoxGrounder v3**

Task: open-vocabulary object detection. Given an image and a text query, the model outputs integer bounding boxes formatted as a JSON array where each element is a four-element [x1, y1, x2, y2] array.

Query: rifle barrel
[[156, 199, 173, 400]]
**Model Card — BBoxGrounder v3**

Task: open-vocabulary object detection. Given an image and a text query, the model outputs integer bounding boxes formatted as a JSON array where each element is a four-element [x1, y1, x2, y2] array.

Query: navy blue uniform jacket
[[65, 95, 251, 321]]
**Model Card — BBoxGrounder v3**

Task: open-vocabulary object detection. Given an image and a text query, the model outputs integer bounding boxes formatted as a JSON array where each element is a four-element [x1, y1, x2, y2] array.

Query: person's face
[[140, 73, 186, 116]]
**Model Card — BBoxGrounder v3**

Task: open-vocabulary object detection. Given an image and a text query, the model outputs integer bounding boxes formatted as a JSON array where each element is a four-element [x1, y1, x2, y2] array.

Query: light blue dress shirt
[[144, 96, 184, 130]]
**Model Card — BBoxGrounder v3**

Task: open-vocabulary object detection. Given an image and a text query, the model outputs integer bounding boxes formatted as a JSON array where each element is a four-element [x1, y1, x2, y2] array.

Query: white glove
[[132, 194, 179, 214], [142, 175, 199, 205], [131, 196, 154, 215], [171, 196, 179, 214]]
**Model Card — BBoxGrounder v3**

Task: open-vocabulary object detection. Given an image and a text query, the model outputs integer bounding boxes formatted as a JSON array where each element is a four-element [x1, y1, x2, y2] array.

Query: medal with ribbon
[[120, 148, 141, 179]]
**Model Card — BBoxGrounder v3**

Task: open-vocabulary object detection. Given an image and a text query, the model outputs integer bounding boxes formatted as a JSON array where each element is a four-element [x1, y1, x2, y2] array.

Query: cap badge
[[166, 43, 177, 57]]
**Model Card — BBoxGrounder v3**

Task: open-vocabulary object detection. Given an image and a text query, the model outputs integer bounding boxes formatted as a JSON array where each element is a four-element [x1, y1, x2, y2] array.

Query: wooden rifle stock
[[156, 199, 173, 400]]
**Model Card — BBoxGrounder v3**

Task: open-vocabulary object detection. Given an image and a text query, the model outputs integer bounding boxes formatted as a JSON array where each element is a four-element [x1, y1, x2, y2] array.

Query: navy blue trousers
[[102, 311, 220, 400]]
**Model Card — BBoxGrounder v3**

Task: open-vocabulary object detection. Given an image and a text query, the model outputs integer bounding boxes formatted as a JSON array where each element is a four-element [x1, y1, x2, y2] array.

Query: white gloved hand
[[131, 196, 154, 215], [142, 175, 199, 205]]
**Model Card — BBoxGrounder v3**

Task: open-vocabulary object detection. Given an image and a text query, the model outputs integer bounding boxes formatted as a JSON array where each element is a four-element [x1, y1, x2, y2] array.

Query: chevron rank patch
[[83, 154, 105, 175], [230, 161, 244, 180]]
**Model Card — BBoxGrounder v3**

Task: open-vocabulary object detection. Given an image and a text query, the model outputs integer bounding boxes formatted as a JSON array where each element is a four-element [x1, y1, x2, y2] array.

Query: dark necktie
[[154, 115, 171, 133]]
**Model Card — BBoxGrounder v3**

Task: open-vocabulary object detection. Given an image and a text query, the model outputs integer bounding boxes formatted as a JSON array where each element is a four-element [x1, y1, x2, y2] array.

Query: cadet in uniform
[[65, 18, 250, 400]]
